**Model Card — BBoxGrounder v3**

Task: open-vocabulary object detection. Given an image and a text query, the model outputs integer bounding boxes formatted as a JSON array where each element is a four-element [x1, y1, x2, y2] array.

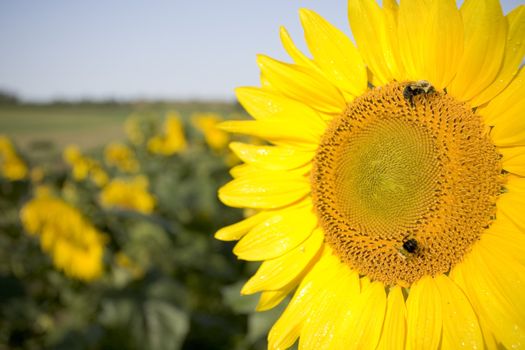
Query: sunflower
[[21, 188, 106, 281], [216, 0, 525, 348]]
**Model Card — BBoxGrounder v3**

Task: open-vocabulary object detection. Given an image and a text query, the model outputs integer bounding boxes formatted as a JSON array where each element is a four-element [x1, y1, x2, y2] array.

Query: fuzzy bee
[[398, 237, 419, 260], [403, 80, 435, 108]]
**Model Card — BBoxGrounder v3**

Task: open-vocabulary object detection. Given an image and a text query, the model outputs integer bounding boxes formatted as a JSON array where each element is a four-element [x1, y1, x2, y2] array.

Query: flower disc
[[311, 82, 503, 286]]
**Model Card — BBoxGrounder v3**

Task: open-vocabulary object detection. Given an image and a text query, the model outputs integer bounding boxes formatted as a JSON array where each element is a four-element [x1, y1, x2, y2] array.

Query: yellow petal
[[486, 70, 525, 146], [500, 146, 525, 176], [241, 228, 323, 294], [256, 288, 292, 312], [229, 142, 314, 171], [381, 0, 405, 79], [447, 0, 507, 101], [236, 84, 336, 125], [485, 219, 525, 266], [339, 281, 386, 350], [397, 0, 431, 81], [218, 172, 310, 209], [268, 248, 342, 350], [233, 203, 316, 261], [377, 286, 407, 350], [218, 119, 321, 151], [299, 9, 367, 99], [397, 0, 463, 90], [215, 210, 273, 241], [435, 274, 483, 349], [229, 163, 259, 178], [470, 5, 525, 107], [452, 245, 525, 349], [406, 275, 442, 350], [279, 26, 318, 71], [298, 264, 360, 350], [348, 0, 393, 85], [478, 67, 525, 126], [256, 55, 346, 115], [497, 175, 525, 231]]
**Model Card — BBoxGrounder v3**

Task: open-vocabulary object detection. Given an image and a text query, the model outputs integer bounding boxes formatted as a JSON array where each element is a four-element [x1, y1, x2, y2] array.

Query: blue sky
[[0, 0, 522, 102]]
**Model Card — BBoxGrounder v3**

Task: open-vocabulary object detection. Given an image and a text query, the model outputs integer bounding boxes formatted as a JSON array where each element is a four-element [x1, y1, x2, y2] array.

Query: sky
[[0, 0, 522, 102]]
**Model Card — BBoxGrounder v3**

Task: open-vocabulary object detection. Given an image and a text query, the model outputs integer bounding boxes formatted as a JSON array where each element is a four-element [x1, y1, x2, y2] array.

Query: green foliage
[[0, 106, 278, 350]]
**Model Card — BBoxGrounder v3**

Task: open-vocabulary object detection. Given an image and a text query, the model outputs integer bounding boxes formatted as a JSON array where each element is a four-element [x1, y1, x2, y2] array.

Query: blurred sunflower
[[104, 142, 139, 173], [63, 145, 109, 186], [191, 112, 230, 152], [100, 175, 156, 214], [217, 0, 525, 349], [0, 135, 28, 181], [20, 187, 106, 281], [147, 112, 187, 155]]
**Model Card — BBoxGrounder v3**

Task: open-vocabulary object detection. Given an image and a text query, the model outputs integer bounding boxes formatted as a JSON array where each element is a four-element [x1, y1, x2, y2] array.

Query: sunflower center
[[311, 82, 502, 286]]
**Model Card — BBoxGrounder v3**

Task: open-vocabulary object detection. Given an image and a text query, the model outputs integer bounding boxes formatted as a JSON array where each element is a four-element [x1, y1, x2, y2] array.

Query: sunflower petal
[[279, 26, 317, 70], [241, 228, 323, 294], [229, 142, 314, 171], [398, 0, 463, 90], [452, 245, 525, 349], [299, 8, 367, 98], [215, 210, 273, 241], [256, 288, 291, 312], [218, 172, 310, 209], [348, 0, 393, 85], [381, 0, 405, 79], [256, 55, 346, 115], [268, 248, 344, 350], [485, 70, 525, 146], [499, 146, 525, 176], [435, 274, 483, 349], [235, 86, 325, 124], [233, 203, 316, 261], [298, 263, 360, 350], [470, 5, 525, 107], [477, 67, 524, 125], [377, 286, 406, 350], [485, 218, 525, 266], [339, 280, 386, 350], [447, 0, 507, 101], [218, 120, 319, 150], [406, 275, 442, 350], [497, 175, 525, 231]]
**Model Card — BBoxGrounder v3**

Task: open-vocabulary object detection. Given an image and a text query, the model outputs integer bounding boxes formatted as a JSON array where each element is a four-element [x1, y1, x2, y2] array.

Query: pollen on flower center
[[311, 82, 503, 286]]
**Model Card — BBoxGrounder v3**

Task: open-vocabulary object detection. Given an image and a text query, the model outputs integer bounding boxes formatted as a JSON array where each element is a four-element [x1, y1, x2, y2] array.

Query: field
[[0, 101, 280, 350], [0, 101, 242, 161]]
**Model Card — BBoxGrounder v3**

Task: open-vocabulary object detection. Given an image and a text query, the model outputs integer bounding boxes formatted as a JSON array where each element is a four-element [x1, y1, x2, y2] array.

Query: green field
[[0, 101, 242, 162]]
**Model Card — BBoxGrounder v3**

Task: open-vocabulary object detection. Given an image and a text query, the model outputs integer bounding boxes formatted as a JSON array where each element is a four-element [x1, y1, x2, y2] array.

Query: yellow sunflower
[[216, 1, 525, 349], [20, 188, 106, 281]]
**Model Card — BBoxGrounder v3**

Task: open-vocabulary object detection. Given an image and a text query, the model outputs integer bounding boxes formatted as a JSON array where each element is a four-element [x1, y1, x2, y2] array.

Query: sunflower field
[[0, 103, 281, 350]]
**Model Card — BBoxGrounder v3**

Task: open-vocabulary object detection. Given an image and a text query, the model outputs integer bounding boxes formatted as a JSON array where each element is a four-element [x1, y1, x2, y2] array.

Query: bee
[[397, 237, 419, 260], [403, 80, 435, 108]]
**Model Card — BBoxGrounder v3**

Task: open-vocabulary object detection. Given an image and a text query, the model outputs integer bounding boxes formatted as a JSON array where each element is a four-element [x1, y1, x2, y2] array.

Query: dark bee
[[402, 238, 418, 253], [398, 237, 419, 260], [403, 80, 435, 108]]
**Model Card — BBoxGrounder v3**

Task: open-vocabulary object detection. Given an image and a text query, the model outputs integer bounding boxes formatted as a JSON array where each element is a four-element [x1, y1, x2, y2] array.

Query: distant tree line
[[0, 90, 19, 105]]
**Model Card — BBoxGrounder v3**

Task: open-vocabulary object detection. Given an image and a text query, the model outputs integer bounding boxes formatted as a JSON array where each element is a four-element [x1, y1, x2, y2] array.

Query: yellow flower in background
[[125, 115, 145, 146], [100, 175, 155, 214], [20, 190, 106, 281], [63, 145, 108, 186], [217, 1, 525, 349], [104, 142, 139, 173], [0, 135, 28, 181], [191, 113, 230, 151], [147, 112, 187, 155], [89, 165, 109, 187]]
